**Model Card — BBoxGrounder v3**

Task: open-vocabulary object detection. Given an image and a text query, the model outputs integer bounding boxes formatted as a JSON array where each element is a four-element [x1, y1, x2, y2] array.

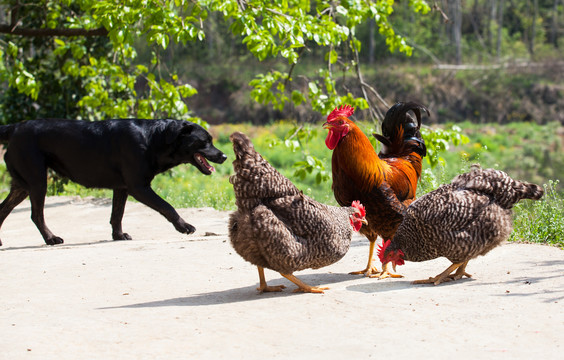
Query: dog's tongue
[[196, 153, 215, 172]]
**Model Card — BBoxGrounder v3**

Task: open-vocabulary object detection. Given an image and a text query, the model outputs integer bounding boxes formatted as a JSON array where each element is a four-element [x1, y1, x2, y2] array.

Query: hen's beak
[[361, 218, 368, 225]]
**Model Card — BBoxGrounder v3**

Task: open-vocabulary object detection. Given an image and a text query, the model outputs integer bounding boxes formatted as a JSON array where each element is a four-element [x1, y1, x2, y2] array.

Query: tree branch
[[432, 1, 450, 23], [350, 38, 386, 122], [284, 46, 307, 89], [0, 24, 108, 37]]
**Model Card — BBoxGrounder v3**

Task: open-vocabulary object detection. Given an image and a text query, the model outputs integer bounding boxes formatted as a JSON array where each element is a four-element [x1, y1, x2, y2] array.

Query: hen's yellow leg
[[374, 262, 404, 279], [412, 262, 465, 286], [280, 273, 329, 294], [349, 240, 381, 277], [256, 266, 286, 293], [448, 261, 472, 281]]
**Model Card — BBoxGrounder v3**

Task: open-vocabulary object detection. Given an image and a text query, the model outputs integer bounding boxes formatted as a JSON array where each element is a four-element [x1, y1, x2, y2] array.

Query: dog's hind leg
[[0, 183, 29, 246], [28, 178, 64, 246], [111, 189, 132, 240]]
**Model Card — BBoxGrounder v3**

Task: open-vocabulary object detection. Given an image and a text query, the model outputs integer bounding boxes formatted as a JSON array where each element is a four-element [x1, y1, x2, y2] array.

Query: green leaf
[[325, 49, 338, 64], [291, 90, 305, 106], [308, 82, 319, 95]]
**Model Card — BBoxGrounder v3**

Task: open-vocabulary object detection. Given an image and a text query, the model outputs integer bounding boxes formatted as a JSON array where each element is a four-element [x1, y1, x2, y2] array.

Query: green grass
[[510, 180, 564, 249], [0, 120, 561, 248], [438, 121, 564, 186]]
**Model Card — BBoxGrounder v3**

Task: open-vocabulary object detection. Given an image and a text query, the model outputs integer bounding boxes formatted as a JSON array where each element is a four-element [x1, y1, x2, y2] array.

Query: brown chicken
[[324, 102, 428, 277], [228, 132, 367, 294], [378, 165, 544, 285]]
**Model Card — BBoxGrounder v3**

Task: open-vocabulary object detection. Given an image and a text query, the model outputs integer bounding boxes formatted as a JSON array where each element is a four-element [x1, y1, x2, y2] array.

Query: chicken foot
[[280, 273, 329, 294], [412, 261, 472, 286], [373, 262, 404, 280], [349, 240, 381, 277], [446, 261, 472, 281], [256, 266, 286, 293]]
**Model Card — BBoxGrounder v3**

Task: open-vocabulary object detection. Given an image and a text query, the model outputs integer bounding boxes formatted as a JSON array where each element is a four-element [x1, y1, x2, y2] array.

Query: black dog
[[0, 118, 227, 245]]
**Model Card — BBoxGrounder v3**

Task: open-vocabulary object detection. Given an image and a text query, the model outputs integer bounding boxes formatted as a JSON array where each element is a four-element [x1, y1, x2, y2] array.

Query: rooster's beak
[[322, 122, 332, 129], [361, 218, 368, 225]]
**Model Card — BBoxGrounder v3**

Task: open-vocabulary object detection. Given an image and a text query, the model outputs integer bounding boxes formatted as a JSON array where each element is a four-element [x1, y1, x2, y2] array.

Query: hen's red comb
[[351, 200, 366, 218], [327, 105, 354, 122], [377, 239, 391, 262]]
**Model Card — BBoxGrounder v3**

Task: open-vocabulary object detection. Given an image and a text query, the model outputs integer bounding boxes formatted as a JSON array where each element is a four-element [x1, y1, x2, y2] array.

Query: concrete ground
[[1, 197, 563, 359]]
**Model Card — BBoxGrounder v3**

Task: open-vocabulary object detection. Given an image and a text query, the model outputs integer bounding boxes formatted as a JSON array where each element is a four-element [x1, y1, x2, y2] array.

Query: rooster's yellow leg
[[447, 261, 472, 281], [412, 262, 465, 286], [374, 262, 404, 279], [349, 240, 381, 277], [280, 273, 329, 294], [256, 266, 286, 293]]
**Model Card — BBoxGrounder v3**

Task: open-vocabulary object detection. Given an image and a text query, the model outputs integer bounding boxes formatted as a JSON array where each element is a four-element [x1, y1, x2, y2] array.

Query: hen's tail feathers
[[373, 102, 429, 158], [453, 166, 544, 209], [229, 132, 300, 208]]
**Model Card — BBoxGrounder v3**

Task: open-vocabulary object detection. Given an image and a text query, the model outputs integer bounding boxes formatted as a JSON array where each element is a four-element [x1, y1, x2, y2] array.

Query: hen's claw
[[256, 266, 286, 293], [373, 262, 404, 279], [448, 261, 472, 281], [257, 284, 286, 293], [292, 286, 329, 294], [350, 265, 381, 277], [350, 241, 382, 277], [281, 273, 329, 294], [412, 261, 470, 285]]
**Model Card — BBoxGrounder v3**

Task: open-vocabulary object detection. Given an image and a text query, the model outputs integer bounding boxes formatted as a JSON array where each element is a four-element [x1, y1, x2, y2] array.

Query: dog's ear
[[165, 121, 194, 144]]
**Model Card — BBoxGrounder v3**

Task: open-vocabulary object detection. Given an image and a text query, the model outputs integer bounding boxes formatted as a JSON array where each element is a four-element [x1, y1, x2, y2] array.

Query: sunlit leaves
[[249, 71, 290, 111], [1, 0, 432, 123], [421, 125, 470, 168], [221, 0, 430, 115], [2, 41, 41, 100]]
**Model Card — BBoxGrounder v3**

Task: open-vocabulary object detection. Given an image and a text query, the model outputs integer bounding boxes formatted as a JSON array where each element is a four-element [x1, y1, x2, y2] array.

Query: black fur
[[0, 118, 227, 245]]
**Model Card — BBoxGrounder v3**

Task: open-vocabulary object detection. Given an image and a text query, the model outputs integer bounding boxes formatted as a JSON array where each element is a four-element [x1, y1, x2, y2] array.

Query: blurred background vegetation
[[0, 0, 562, 246]]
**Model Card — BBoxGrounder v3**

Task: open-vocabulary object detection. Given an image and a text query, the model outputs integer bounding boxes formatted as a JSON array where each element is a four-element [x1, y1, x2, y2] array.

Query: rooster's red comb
[[327, 105, 355, 122], [351, 200, 366, 218]]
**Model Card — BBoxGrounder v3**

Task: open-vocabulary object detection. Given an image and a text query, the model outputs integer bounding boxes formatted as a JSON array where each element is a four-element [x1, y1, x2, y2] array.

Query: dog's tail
[[0, 124, 16, 143]]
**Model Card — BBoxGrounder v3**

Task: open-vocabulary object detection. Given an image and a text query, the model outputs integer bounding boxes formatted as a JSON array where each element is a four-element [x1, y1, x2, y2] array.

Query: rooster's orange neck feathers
[[333, 119, 390, 191]]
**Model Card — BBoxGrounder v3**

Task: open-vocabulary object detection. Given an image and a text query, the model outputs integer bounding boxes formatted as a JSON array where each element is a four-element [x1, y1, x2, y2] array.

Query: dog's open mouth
[[194, 153, 215, 174]]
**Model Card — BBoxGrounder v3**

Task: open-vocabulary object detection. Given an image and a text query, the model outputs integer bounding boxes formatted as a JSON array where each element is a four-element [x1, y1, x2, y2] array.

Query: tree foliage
[[5, 0, 559, 184], [0, 0, 432, 125]]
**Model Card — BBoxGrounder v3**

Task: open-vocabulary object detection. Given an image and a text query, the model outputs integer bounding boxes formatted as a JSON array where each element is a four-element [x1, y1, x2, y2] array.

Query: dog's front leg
[[128, 186, 196, 235]]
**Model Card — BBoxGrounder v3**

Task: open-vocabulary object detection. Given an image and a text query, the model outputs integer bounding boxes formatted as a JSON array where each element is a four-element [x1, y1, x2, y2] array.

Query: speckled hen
[[378, 165, 544, 285], [228, 132, 366, 294]]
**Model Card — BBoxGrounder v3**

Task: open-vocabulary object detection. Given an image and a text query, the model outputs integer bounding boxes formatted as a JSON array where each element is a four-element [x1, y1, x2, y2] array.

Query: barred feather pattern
[[387, 166, 544, 264], [228, 132, 360, 274]]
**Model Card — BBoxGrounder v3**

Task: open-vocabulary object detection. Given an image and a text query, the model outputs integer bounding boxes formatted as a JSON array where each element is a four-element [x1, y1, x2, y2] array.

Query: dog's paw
[[112, 232, 132, 241], [45, 236, 64, 246], [175, 222, 196, 235]]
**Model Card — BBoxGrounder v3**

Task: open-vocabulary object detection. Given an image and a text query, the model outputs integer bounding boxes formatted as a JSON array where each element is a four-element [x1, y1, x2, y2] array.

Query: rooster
[[228, 132, 367, 294], [323, 102, 428, 278], [378, 166, 544, 285]]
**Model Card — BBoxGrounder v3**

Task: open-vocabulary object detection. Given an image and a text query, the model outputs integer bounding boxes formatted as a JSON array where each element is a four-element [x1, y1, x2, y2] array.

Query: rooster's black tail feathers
[[373, 102, 429, 158]]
